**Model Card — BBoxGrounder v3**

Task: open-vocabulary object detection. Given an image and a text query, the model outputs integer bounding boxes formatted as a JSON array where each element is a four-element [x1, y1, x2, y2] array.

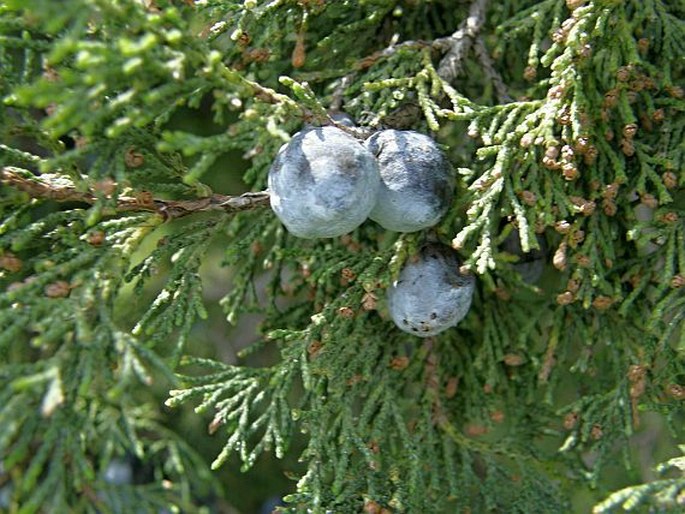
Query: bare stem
[[436, 0, 490, 83], [1, 166, 270, 220]]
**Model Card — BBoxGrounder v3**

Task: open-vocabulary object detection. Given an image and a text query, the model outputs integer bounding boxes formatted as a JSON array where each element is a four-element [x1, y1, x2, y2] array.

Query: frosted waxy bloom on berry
[[364, 130, 454, 232], [103, 459, 133, 485], [387, 244, 475, 337], [268, 126, 380, 238]]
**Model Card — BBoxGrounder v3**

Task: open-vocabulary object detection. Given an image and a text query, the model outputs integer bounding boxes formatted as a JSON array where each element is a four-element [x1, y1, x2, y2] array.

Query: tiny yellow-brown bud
[[523, 66, 537, 82], [651, 108, 665, 123], [445, 377, 459, 399], [670, 275, 685, 289], [603, 183, 619, 200], [563, 412, 579, 430], [616, 66, 632, 82], [570, 229, 585, 246], [665, 85, 684, 99], [390, 356, 410, 370], [307, 340, 323, 358], [291, 32, 306, 68], [575, 254, 591, 267], [338, 306, 355, 318], [519, 190, 537, 206], [603, 89, 618, 108], [553, 242, 568, 271], [490, 410, 505, 423], [561, 162, 579, 181], [603, 199, 617, 216], [566, 0, 585, 9], [640, 193, 658, 209], [465, 424, 489, 437], [547, 84, 566, 100], [503, 353, 524, 366], [555, 220, 571, 234], [0, 252, 23, 273], [341, 267, 356, 283], [620, 138, 635, 157], [124, 147, 145, 168], [592, 295, 613, 310], [556, 291, 574, 305], [622, 123, 638, 139], [667, 384, 685, 400], [87, 231, 106, 246], [45, 280, 71, 298], [662, 171, 677, 189], [660, 212, 679, 224], [361, 292, 378, 311]]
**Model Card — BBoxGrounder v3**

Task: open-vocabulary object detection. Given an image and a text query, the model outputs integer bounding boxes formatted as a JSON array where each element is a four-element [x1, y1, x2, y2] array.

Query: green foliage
[[594, 445, 685, 513], [0, 0, 683, 513]]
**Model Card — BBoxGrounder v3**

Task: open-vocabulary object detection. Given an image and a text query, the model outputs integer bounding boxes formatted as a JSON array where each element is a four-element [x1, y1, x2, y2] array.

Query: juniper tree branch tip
[[0, 166, 270, 220]]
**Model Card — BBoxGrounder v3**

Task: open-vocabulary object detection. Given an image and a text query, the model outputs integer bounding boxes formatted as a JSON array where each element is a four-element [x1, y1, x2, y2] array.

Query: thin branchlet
[[436, 0, 490, 83], [1, 166, 270, 219]]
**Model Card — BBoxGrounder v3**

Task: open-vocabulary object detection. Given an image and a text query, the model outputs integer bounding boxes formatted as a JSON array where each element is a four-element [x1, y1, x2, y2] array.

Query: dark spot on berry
[[411, 327, 418, 332], [402, 318, 408, 324], [430, 312, 437, 320]]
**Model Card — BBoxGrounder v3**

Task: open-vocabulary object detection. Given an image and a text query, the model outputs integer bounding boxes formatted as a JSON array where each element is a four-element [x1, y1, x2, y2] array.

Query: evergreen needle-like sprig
[[594, 445, 685, 513], [167, 357, 294, 471], [1, 0, 683, 512]]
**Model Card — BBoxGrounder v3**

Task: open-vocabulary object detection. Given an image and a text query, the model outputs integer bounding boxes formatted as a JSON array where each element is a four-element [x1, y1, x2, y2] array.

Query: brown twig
[[1, 166, 270, 220], [436, 0, 490, 83]]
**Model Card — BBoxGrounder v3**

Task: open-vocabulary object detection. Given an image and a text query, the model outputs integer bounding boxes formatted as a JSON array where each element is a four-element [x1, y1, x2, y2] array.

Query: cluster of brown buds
[[233, 46, 270, 70], [563, 411, 579, 430], [628, 364, 647, 427], [569, 196, 596, 216], [541, 144, 559, 170], [574, 136, 598, 166], [566, 0, 585, 11], [553, 241, 568, 272], [602, 182, 620, 216], [523, 65, 537, 82], [363, 500, 392, 514], [671, 274, 685, 289], [0, 252, 23, 273], [662, 171, 678, 189], [543, 141, 584, 180], [659, 211, 679, 224], [45, 280, 72, 298], [124, 147, 145, 168], [603, 88, 619, 109], [551, 17, 577, 44], [619, 122, 638, 157], [667, 384, 685, 400], [591, 295, 613, 310], [340, 267, 356, 286]]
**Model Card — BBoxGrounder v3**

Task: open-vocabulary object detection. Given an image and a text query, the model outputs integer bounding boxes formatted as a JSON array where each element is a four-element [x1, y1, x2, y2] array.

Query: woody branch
[[1, 166, 270, 220], [435, 0, 490, 83]]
